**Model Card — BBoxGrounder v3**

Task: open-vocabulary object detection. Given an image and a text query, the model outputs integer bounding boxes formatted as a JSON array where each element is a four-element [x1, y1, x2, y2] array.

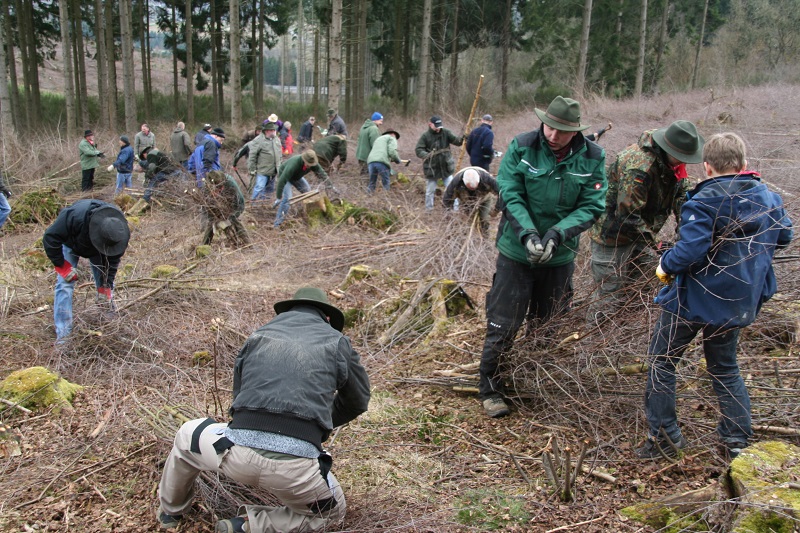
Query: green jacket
[[589, 130, 690, 246], [78, 139, 102, 170], [312, 136, 348, 165], [415, 127, 463, 181], [496, 128, 607, 267], [275, 155, 329, 199], [367, 134, 401, 166], [356, 119, 380, 162], [247, 133, 282, 177], [204, 174, 245, 220]]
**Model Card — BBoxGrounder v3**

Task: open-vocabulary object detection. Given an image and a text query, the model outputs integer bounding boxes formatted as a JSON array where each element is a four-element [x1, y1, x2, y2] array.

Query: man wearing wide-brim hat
[[156, 287, 371, 533], [586, 119, 704, 323], [43, 199, 130, 341], [273, 150, 333, 228], [478, 95, 607, 419]]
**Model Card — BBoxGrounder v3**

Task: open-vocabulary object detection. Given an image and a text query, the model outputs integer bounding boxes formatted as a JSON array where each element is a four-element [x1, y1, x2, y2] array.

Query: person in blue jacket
[[466, 114, 494, 171], [188, 127, 225, 186], [110, 135, 134, 195], [638, 132, 793, 461]]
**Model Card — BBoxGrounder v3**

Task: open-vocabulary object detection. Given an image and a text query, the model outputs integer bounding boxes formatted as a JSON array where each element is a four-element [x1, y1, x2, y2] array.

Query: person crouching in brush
[[199, 170, 250, 247]]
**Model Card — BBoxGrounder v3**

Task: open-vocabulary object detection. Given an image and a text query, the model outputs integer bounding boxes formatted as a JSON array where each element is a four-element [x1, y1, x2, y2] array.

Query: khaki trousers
[[158, 418, 346, 532]]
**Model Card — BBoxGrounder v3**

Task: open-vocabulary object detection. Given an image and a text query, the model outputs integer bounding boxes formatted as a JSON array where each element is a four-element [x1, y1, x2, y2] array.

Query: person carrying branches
[[415, 115, 465, 211], [199, 171, 249, 247]]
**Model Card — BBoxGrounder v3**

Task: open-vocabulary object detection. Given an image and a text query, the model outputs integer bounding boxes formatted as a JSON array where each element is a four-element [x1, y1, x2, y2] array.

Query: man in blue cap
[[356, 112, 384, 176]]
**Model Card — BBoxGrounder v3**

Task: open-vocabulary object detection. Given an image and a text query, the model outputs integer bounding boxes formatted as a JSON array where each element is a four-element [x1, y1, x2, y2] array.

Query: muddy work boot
[[482, 396, 510, 418], [156, 505, 182, 530], [216, 515, 249, 533], [635, 433, 688, 459]]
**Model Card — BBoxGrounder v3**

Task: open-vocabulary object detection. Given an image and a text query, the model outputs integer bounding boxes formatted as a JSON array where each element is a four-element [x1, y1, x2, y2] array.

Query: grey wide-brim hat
[[652, 120, 705, 164], [89, 205, 130, 256], [274, 287, 345, 331], [534, 96, 590, 132]]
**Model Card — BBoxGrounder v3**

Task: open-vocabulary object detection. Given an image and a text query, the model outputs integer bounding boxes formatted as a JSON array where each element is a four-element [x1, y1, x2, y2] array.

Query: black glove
[[98, 152, 105, 158], [539, 229, 562, 263], [0, 188, 10, 198], [524, 233, 544, 264]]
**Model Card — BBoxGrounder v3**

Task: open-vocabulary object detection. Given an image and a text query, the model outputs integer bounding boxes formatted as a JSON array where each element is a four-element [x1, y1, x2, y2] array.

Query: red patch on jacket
[[594, 182, 602, 189]]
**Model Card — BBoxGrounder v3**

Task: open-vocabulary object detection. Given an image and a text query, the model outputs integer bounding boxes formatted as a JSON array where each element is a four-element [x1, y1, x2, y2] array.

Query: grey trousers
[[158, 418, 346, 532], [587, 240, 657, 321]]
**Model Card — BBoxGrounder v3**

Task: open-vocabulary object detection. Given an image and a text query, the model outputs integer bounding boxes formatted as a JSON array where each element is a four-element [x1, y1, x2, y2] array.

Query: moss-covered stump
[[7, 188, 65, 227], [620, 484, 719, 531], [195, 245, 213, 258], [152, 265, 180, 278], [729, 440, 800, 532], [341, 264, 379, 289], [114, 194, 136, 212], [0, 366, 83, 412]]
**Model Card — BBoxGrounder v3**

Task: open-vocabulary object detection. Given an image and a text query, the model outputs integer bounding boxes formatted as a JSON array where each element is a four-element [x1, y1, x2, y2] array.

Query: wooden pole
[[456, 74, 484, 172]]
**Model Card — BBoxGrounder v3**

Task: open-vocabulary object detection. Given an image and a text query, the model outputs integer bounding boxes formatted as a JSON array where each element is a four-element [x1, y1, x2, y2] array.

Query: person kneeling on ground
[[156, 287, 371, 533], [199, 171, 250, 247], [129, 146, 183, 214], [442, 166, 500, 235], [637, 132, 793, 461]]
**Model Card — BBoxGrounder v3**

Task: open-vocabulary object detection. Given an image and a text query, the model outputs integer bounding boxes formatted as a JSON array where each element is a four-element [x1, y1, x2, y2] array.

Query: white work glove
[[107, 164, 115, 172]]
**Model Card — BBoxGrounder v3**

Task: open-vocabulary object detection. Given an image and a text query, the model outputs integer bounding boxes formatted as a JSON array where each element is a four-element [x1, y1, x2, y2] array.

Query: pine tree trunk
[[358, 0, 367, 115], [70, 0, 88, 125], [171, 1, 179, 115], [215, 8, 224, 120], [120, 0, 138, 132], [312, 24, 320, 109], [185, 0, 194, 124], [104, 2, 118, 128], [391, 0, 404, 102], [329, 0, 343, 110], [634, 0, 648, 98], [142, 0, 153, 118], [576, 0, 593, 97], [297, 0, 305, 104], [58, 0, 76, 133], [691, 0, 709, 89], [650, 0, 669, 91], [0, 0, 15, 134], [449, 0, 459, 95], [280, 32, 286, 105], [256, 0, 265, 112], [500, 0, 511, 103], [14, 0, 31, 127], [94, 0, 108, 128], [402, 0, 411, 114], [24, 0, 41, 123], [210, 0, 219, 121], [230, 0, 241, 133], [344, 1, 353, 120], [418, 0, 432, 111], [2, 0, 20, 128]]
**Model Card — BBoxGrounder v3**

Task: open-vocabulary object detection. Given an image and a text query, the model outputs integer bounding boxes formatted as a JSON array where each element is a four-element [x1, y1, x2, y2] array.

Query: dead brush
[[541, 436, 588, 502]]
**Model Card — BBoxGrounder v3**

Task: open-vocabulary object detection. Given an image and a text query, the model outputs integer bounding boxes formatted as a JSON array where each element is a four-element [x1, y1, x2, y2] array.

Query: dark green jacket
[[415, 127, 463, 180], [356, 119, 380, 162], [78, 139, 102, 170], [589, 130, 690, 246], [496, 128, 607, 267], [312, 136, 348, 165], [275, 155, 329, 199]]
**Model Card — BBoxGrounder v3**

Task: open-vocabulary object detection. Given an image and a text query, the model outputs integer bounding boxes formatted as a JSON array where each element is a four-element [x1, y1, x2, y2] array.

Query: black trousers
[[81, 168, 96, 191], [478, 253, 574, 399]]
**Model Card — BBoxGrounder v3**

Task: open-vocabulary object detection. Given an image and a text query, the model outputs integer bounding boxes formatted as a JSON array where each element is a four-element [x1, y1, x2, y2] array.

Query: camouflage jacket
[[590, 130, 691, 246]]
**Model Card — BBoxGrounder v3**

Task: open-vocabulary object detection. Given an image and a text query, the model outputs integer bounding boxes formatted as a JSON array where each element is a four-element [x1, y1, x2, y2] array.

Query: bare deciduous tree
[[58, 0, 75, 132], [634, 0, 648, 98], [329, 0, 342, 110], [120, 0, 138, 132]]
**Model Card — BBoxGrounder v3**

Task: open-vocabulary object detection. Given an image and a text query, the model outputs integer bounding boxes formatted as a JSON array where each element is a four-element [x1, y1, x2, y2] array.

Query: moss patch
[[152, 265, 180, 278], [0, 367, 82, 411], [7, 189, 65, 227]]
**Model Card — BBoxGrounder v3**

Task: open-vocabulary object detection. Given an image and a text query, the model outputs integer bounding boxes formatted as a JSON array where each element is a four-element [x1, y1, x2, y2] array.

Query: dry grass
[[1, 84, 799, 532]]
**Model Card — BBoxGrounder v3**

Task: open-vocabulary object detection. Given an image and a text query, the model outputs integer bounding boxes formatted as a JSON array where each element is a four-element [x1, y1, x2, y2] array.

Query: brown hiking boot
[[482, 397, 510, 418]]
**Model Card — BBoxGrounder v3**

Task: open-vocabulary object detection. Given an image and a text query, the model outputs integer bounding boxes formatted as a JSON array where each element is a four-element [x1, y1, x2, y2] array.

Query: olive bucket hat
[[273, 287, 345, 331], [301, 150, 319, 166], [89, 205, 130, 256], [534, 96, 590, 132], [652, 120, 705, 164]]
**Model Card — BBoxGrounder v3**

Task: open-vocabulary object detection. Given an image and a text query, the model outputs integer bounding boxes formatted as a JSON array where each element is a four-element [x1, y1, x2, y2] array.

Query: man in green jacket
[[479, 96, 607, 418], [356, 112, 383, 176], [78, 130, 105, 191], [247, 122, 283, 203], [312, 134, 348, 173], [415, 115, 464, 210], [367, 130, 405, 193], [274, 150, 331, 228]]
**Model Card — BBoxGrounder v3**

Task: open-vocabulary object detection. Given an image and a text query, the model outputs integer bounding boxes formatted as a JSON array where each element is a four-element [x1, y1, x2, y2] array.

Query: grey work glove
[[539, 229, 562, 264], [524, 233, 544, 264]]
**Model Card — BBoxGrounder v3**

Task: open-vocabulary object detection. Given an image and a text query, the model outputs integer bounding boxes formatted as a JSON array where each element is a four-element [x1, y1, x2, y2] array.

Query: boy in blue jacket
[[638, 132, 793, 460]]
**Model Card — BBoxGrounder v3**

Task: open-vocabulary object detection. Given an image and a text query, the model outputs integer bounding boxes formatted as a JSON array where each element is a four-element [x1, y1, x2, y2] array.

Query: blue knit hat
[[371, 112, 383, 121]]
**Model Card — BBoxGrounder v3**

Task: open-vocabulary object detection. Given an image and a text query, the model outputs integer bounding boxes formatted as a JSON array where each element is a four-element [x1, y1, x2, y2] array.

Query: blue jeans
[[425, 175, 454, 210], [0, 192, 10, 228], [645, 310, 751, 446], [54, 245, 104, 340], [251, 174, 275, 201], [115, 173, 132, 195], [274, 178, 310, 227], [367, 162, 391, 193]]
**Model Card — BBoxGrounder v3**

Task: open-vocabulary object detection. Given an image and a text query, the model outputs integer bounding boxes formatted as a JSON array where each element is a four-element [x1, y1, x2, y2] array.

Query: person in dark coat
[[466, 114, 494, 171], [156, 287, 370, 533], [297, 116, 316, 145], [43, 200, 130, 341], [110, 135, 134, 195], [442, 166, 500, 234]]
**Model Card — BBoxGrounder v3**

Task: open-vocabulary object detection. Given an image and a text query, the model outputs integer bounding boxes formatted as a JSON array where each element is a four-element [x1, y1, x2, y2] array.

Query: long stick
[[456, 74, 484, 172]]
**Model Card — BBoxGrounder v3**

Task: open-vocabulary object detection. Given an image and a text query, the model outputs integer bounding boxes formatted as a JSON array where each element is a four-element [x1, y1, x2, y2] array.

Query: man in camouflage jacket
[[586, 120, 703, 322]]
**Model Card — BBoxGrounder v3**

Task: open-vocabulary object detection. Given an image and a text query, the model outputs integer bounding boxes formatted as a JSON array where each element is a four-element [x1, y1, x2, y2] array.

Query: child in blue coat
[[638, 132, 793, 460]]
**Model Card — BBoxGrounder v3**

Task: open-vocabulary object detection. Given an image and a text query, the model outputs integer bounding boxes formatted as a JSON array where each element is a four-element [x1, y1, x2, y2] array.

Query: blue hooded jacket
[[656, 172, 793, 327], [466, 123, 494, 169], [112, 144, 134, 174]]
